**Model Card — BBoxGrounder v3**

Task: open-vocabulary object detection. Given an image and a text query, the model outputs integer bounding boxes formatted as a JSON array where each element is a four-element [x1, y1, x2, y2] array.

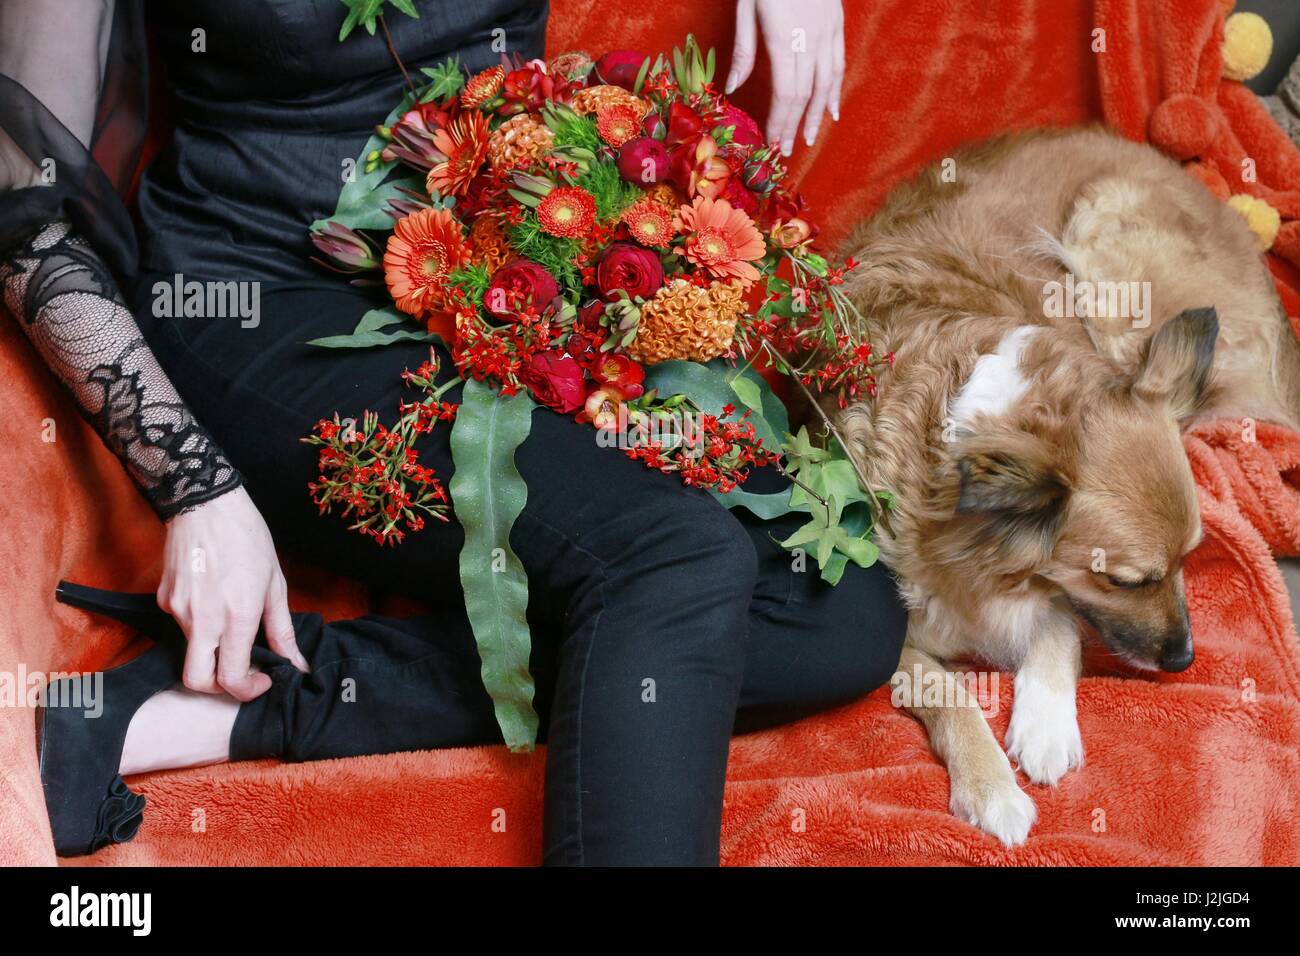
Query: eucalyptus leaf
[[448, 380, 539, 751], [305, 307, 438, 349], [312, 174, 423, 233]]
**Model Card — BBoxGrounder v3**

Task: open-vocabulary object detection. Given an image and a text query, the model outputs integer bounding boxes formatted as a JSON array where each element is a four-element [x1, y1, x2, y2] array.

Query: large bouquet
[[308, 21, 891, 748]]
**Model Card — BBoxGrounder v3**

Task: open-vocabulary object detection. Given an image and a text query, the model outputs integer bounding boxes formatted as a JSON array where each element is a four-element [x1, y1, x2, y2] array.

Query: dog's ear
[[1131, 307, 1218, 420], [956, 429, 1070, 525]]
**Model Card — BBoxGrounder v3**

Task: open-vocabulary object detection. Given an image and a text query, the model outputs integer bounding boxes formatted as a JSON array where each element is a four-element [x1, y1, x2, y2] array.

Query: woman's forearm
[[1, 218, 243, 519]]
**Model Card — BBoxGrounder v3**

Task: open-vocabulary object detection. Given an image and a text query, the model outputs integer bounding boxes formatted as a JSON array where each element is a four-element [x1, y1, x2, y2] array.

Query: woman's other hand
[[158, 486, 308, 701], [725, 0, 845, 156]]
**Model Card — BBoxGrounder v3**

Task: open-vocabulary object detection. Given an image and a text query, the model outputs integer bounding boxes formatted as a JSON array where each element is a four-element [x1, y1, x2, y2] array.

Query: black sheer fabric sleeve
[[1, 1, 243, 518], [1, 219, 242, 518]]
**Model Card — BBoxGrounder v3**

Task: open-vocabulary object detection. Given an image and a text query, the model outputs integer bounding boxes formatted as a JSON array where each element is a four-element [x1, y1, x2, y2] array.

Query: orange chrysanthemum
[[461, 66, 504, 109], [427, 111, 489, 198], [673, 195, 766, 285], [537, 186, 597, 238], [468, 214, 512, 275], [620, 198, 673, 247], [596, 104, 642, 147], [383, 208, 470, 321]]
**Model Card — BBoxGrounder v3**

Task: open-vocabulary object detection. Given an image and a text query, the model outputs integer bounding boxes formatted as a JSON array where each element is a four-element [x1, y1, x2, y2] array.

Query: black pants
[[134, 277, 907, 865]]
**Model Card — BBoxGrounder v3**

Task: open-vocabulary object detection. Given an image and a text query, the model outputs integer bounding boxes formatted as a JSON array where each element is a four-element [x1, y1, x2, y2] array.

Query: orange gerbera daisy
[[461, 66, 505, 109], [595, 104, 642, 148], [383, 208, 471, 319], [673, 196, 766, 285], [537, 186, 597, 238], [620, 198, 673, 247], [427, 111, 489, 198]]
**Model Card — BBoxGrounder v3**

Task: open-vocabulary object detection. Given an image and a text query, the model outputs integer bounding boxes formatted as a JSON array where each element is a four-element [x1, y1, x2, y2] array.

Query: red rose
[[576, 300, 607, 333], [520, 351, 589, 413], [594, 50, 648, 90], [484, 259, 559, 319], [616, 136, 669, 184], [595, 242, 664, 301]]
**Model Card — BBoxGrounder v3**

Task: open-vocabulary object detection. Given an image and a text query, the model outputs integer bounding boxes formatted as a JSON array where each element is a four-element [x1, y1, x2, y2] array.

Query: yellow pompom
[[1222, 11, 1273, 81], [1227, 193, 1281, 250]]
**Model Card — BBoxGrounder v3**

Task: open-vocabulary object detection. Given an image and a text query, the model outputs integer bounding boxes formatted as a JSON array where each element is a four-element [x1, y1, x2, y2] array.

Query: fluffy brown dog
[[835, 127, 1300, 845]]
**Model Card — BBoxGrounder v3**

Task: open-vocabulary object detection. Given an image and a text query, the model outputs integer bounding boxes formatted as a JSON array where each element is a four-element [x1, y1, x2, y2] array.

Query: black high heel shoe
[[38, 581, 187, 857]]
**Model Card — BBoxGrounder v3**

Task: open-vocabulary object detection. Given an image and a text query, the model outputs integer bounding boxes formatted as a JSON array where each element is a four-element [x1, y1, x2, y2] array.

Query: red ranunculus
[[484, 259, 560, 319], [520, 351, 589, 413], [576, 300, 607, 333], [595, 242, 664, 301], [616, 136, 669, 184], [594, 50, 648, 90]]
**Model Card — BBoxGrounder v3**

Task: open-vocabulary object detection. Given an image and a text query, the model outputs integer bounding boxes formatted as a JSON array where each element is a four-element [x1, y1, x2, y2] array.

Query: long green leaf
[[448, 380, 539, 751]]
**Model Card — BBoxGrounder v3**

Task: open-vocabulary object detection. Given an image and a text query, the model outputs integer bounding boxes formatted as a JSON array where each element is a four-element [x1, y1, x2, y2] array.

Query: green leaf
[[305, 306, 439, 349], [387, 0, 419, 18], [312, 174, 423, 233], [448, 380, 539, 751], [643, 359, 784, 451], [727, 373, 763, 416]]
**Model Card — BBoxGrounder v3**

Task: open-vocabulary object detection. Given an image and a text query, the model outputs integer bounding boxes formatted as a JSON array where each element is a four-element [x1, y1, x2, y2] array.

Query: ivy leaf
[[448, 380, 539, 752], [337, 0, 416, 41], [421, 58, 464, 100]]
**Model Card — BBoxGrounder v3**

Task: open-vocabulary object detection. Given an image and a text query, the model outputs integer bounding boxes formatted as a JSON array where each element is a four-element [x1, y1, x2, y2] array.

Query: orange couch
[[3, 0, 1299, 866]]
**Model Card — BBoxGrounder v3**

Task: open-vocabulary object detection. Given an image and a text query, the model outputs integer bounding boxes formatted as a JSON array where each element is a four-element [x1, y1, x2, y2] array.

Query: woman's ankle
[[119, 687, 240, 775]]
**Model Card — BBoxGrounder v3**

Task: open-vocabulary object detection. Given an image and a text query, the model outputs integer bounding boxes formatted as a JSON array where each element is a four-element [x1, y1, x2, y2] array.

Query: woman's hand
[[157, 486, 308, 701], [725, 0, 845, 156]]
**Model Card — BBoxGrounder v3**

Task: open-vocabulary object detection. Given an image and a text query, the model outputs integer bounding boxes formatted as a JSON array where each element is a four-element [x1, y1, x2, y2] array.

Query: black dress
[[1, 0, 906, 865]]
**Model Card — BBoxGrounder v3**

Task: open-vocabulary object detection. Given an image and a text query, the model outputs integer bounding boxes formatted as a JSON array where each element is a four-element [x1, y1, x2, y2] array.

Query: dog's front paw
[[949, 768, 1037, 847], [1006, 682, 1084, 786]]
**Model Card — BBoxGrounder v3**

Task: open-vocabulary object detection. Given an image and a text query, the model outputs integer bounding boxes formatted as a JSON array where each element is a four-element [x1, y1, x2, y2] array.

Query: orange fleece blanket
[[1, 0, 1298, 866]]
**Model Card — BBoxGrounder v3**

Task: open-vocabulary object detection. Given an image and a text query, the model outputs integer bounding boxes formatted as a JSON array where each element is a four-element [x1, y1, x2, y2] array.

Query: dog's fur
[[834, 127, 1300, 845]]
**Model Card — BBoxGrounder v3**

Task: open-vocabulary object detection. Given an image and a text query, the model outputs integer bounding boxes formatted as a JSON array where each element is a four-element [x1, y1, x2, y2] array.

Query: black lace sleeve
[[1, 218, 242, 519]]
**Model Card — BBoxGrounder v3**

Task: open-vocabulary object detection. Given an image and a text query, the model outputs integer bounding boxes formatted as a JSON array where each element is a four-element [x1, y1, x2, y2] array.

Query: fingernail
[[782, 138, 793, 156], [831, 104, 840, 121], [725, 72, 737, 94], [805, 128, 819, 146]]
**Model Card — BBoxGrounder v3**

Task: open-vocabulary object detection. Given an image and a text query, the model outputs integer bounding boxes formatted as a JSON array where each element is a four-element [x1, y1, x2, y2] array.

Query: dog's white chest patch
[[947, 326, 1038, 428]]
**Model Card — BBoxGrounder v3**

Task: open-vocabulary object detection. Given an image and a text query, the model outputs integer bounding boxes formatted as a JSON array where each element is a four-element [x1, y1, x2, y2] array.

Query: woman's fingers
[[263, 577, 309, 673], [767, 41, 814, 156], [830, 17, 845, 121], [803, 34, 834, 146], [216, 606, 271, 702], [726, 0, 758, 95], [181, 626, 221, 695]]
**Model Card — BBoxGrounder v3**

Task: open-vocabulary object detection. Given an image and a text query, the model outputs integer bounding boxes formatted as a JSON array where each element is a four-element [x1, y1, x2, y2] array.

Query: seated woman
[[0, 0, 903, 865]]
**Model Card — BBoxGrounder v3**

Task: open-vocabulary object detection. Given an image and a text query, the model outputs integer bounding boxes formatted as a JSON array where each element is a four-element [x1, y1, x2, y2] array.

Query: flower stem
[[759, 336, 893, 535], [379, 14, 418, 99]]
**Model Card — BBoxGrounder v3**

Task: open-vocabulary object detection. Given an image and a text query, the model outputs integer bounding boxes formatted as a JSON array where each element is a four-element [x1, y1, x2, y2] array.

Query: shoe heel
[[55, 581, 185, 646]]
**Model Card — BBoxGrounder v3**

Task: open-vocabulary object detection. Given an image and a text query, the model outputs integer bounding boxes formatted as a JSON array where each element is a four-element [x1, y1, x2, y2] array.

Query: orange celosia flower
[[673, 196, 765, 285], [537, 186, 597, 238], [596, 104, 642, 147], [427, 111, 489, 197], [384, 208, 471, 320], [620, 198, 673, 247]]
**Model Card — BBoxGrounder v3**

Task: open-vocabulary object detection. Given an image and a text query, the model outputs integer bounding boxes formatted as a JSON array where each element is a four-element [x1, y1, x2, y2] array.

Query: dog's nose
[[1159, 636, 1194, 672]]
